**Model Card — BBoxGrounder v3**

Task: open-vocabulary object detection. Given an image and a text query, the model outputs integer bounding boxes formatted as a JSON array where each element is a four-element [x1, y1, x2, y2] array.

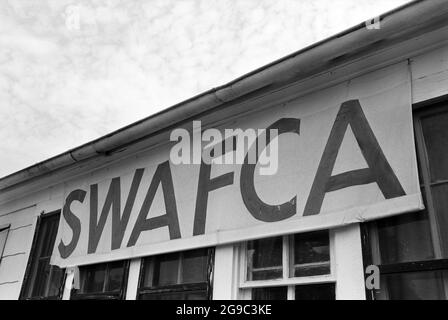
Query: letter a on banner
[[304, 100, 406, 216]]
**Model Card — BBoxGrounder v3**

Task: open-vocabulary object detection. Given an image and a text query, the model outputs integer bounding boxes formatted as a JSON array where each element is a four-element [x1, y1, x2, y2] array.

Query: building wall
[[0, 205, 36, 299], [0, 41, 447, 300], [0, 181, 68, 298]]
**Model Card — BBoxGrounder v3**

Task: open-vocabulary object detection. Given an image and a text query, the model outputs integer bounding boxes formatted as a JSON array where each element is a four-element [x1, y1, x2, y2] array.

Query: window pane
[[31, 258, 51, 297], [75, 261, 127, 298], [291, 231, 330, 277], [141, 259, 155, 287], [375, 270, 448, 300], [183, 291, 208, 300], [182, 249, 208, 284], [141, 248, 210, 288], [247, 237, 282, 281], [29, 262, 63, 299], [141, 290, 208, 300], [0, 228, 9, 260], [375, 211, 434, 264], [295, 283, 335, 300], [430, 183, 448, 257], [106, 262, 125, 292], [22, 213, 64, 299], [47, 267, 64, 297], [252, 287, 287, 300], [152, 252, 181, 286], [39, 217, 58, 257], [82, 265, 106, 293], [421, 111, 448, 182], [138, 249, 211, 301]]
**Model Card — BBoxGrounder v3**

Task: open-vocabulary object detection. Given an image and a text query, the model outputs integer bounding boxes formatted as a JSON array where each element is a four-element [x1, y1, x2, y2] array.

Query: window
[[20, 212, 65, 300], [71, 260, 129, 300], [240, 230, 335, 300], [362, 102, 448, 300], [137, 248, 214, 300], [0, 226, 9, 265]]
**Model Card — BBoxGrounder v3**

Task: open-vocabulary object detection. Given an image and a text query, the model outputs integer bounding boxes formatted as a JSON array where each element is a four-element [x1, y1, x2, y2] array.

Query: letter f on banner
[[304, 100, 406, 216]]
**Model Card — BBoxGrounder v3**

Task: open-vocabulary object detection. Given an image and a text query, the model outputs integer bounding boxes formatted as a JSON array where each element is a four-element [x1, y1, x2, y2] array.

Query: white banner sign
[[51, 62, 422, 267]]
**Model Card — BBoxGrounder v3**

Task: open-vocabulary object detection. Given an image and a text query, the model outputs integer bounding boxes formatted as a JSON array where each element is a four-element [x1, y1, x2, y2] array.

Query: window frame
[[70, 260, 130, 300], [19, 210, 66, 300], [361, 99, 448, 300], [136, 248, 215, 300], [361, 222, 448, 300], [0, 225, 10, 265], [238, 231, 336, 300]]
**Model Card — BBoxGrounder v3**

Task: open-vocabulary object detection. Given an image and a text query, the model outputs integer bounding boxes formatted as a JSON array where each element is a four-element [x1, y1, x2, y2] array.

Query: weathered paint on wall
[[0, 206, 37, 299]]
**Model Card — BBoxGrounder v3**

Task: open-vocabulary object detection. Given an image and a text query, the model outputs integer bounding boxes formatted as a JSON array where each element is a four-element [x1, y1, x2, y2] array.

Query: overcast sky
[[0, 0, 412, 178]]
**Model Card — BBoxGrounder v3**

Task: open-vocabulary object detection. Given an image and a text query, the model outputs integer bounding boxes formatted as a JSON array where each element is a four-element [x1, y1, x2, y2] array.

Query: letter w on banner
[[51, 62, 422, 268]]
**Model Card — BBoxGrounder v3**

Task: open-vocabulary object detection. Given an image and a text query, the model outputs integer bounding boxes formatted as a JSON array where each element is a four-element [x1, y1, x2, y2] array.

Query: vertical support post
[[125, 258, 142, 300], [213, 244, 237, 300], [62, 269, 74, 300], [333, 223, 366, 300]]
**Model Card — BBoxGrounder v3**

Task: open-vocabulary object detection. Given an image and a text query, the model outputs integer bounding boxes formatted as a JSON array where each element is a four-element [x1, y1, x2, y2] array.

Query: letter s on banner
[[58, 189, 85, 259]]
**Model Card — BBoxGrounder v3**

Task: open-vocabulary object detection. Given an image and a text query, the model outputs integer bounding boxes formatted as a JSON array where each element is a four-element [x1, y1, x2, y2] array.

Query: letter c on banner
[[240, 118, 300, 222]]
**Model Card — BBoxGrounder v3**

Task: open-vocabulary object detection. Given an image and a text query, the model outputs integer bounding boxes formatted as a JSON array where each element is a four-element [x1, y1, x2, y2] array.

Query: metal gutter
[[0, 0, 446, 191]]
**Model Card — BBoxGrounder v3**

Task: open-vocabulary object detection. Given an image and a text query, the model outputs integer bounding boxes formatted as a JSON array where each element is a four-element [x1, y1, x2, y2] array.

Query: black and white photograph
[[0, 0, 448, 307]]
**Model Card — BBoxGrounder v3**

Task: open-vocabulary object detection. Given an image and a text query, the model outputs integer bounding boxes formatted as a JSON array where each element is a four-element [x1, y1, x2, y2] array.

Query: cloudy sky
[[0, 0, 412, 178]]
